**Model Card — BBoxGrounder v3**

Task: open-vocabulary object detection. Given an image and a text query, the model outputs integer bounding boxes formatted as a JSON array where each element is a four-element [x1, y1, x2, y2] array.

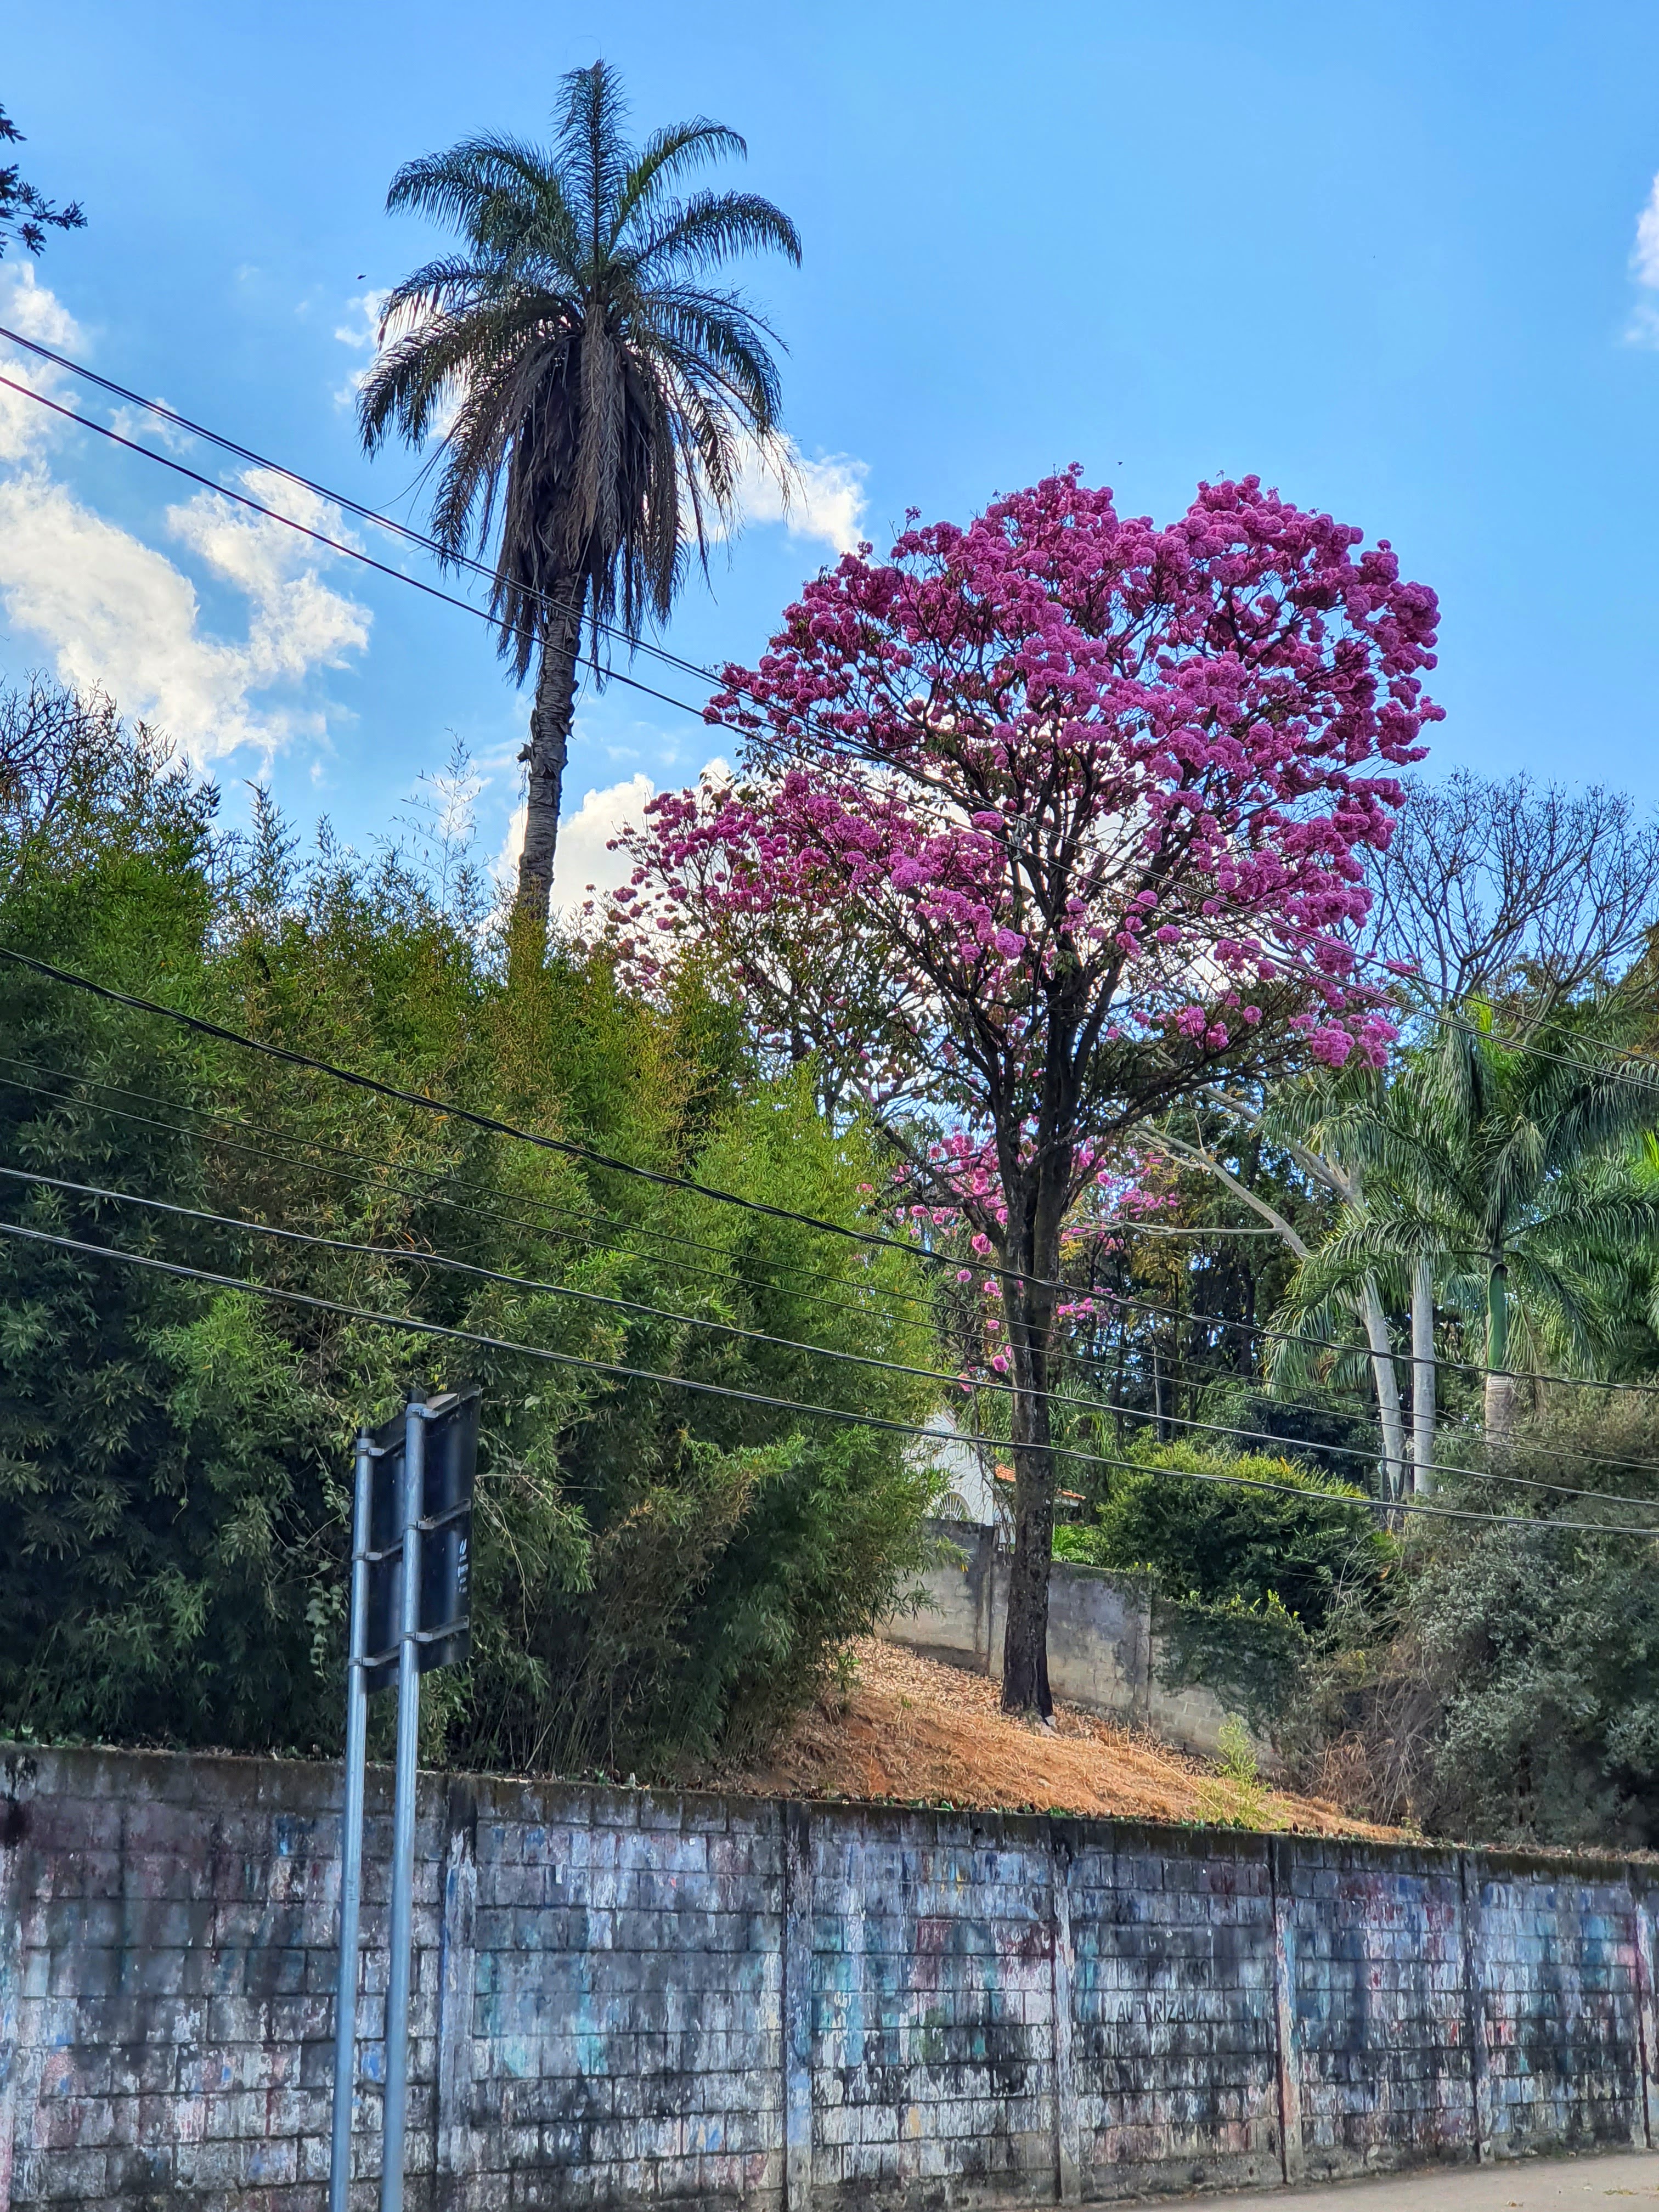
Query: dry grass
[[707, 1637, 1407, 1839]]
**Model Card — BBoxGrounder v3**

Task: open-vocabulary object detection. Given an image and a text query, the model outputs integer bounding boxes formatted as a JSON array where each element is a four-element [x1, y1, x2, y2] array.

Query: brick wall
[[1, 1745, 1655, 2211]]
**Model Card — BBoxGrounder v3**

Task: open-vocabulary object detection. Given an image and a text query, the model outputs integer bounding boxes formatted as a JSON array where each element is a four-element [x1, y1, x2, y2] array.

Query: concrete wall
[[1, 1744, 1656, 2211], [882, 1521, 1244, 1759]]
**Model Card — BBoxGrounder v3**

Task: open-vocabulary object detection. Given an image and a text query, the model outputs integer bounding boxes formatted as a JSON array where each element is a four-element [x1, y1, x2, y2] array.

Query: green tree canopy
[[1274, 1007, 1659, 1439], [0, 679, 934, 1773]]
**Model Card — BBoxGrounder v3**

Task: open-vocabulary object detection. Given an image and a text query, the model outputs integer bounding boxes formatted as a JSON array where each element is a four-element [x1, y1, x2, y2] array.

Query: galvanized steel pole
[[329, 1432, 375, 2212], [379, 1400, 427, 2212]]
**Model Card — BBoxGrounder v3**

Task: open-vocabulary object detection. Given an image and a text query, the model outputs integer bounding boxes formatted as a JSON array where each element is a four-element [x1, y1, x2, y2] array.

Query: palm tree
[[1155, 1075, 1414, 1499], [358, 62, 801, 934], [1274, 1009, 1659, 1452]]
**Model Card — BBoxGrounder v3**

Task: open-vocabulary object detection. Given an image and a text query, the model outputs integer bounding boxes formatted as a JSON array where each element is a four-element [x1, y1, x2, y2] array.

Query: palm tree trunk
[[515, 591, 584, 930], [1410, 1255, 1436, 1494], [1484, 1259, 1515, 1443], [1358, 1277, 1408, 1501]]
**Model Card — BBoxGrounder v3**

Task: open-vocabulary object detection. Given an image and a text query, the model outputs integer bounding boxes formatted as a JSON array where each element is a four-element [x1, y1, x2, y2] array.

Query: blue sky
[[8, 2, 1659, 906]]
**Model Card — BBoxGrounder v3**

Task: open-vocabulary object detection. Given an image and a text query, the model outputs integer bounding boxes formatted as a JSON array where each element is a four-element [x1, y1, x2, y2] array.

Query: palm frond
[[387, 136, 550, 236], [613, 120, 751, 237], [628, 190, 803, 278], [556, 60, 631, 262]]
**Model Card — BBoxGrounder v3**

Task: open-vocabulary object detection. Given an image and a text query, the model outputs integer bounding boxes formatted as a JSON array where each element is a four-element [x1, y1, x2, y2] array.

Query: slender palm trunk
[[1358, 1276, 1407, 1501], [1484, 1259, 1515, 1443], [515, 590, 584, 930], [1410, 1255, 1436, 1494]]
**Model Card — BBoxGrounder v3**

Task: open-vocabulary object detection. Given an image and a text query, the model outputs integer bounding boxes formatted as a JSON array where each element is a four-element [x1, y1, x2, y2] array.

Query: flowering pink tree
[[622, 470, 1441, 1714]]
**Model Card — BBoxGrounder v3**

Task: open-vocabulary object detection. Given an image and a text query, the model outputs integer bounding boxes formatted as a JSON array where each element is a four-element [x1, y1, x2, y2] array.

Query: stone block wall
[[879, 1522, 1248, 1761], [1, 1744, 1656, 2211]]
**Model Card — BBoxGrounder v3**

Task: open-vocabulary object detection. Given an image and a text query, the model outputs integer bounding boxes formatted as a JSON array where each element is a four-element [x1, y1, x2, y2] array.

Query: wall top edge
[[1, 1739, 1652, 1886]]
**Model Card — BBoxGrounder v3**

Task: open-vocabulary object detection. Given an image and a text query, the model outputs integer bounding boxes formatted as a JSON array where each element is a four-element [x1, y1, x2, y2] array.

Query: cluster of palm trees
[[1256, 1006, 1659, 1485]]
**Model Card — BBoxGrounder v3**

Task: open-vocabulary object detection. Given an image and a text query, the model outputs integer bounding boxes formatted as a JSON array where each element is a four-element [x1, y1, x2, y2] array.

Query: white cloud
[[0, 265, 80, 462], [494, 759, 729, 917], [334, 291, 391, 353], [0, 269, 373, 764], [108, 400, 195, 455], [1628, 174, 1659, 345], [332, 289, 392, 406], [729, 434, 868, 554], [1, 262, 78, 349]]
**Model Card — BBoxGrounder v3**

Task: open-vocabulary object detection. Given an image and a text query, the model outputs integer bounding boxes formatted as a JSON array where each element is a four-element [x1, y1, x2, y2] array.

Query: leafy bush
[[1055, 1441, 1392, 1630], [0, 680, 939, 1773], [1155, 1589, 1310, 1735], [1297, 1396, 1659, 1847], [1052, 1442, 1393, 1738]]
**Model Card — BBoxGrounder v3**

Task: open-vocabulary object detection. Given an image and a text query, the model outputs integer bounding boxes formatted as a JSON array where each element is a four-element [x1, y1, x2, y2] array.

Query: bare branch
[[1364, 770, 1659, 1019]]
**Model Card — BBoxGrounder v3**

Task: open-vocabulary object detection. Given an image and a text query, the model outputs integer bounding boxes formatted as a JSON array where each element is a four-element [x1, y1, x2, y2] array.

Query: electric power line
[[0, 1051, 940, 1328], [0, 1057, 1522, 1468], [19, 338, 1659, 1460], [0, 371, 709, 726], [2, 1209, 1653, 1537], [0, 323, 730, 698], [9, 1158, 1645, 1515], [13, 941, 1659, 1407]]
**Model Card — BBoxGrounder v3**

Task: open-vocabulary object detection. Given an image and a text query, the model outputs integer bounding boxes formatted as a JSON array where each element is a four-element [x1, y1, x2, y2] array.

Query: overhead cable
[[4, 1212, 1656, 1537]]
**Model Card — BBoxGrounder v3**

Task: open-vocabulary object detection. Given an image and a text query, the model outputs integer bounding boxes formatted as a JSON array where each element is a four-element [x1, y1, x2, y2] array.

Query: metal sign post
[[379, 1397, 427, 2212], [328, 1432, 375, 2212], [328, 1388, 478, 2212]]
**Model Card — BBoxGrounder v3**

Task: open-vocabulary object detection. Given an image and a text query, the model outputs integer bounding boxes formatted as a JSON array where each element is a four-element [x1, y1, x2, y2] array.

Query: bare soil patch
[[710, 1636, 1405, 1840]]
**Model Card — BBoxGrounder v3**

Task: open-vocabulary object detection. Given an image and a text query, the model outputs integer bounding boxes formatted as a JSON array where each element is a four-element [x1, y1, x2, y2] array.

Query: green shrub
[[1058, 1440, 1391, 1630], [1194, 1715, 1276, 1830], [1299, 1397, 1659, 1848], [0, 680, 939, 1773]]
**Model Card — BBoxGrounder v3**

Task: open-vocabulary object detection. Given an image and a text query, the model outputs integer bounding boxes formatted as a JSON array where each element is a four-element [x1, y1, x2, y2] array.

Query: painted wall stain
[[0, 1752, 1652, 2210]]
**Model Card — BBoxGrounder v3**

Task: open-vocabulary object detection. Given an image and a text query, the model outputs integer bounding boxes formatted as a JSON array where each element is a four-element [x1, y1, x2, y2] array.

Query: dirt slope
[[713, 1637, 1403, 1840]]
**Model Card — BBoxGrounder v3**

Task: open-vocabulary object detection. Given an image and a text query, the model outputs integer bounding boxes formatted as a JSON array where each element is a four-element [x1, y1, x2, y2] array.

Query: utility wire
[[0, 373, 708, 726], [33, 332, 1638, 1136], [13, 1081, 1635, 1493], [0, 1056, 1428, 1414], [0, 945, 1053, 1289], [12, 1056, 1567, 1477], [0, 336, 1470, 1068], [0, 1161, 1018, 1411], [3, 1211, 1654, 1537], [0, 1067, 936, 1339], [0, 1051, 939, 1327], [10, 346, 1659, 1404], [14, 942, 1659, 1403], [10, 1158, 1645, 1514], [0, 323, 729, 696]]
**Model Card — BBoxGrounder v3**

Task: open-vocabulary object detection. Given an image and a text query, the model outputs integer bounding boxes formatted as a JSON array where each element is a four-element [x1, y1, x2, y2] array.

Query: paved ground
[[1187, 2151, 1659, 2208]]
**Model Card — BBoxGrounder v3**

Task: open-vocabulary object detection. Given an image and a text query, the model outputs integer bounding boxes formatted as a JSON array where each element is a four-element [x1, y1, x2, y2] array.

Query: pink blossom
[[611, 466, 1437, 1498]]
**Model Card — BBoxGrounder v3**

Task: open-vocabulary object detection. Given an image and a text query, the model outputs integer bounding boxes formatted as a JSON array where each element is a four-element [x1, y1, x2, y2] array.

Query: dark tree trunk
[[515, 591, 585, 932], [999, 1184, 1065, 1719], [1001, 1340, 1058, 1716]]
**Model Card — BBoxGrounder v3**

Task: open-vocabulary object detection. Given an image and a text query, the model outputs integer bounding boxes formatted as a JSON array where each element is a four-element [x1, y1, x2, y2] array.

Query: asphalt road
[[1184, 2152, 1659, 2209]]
